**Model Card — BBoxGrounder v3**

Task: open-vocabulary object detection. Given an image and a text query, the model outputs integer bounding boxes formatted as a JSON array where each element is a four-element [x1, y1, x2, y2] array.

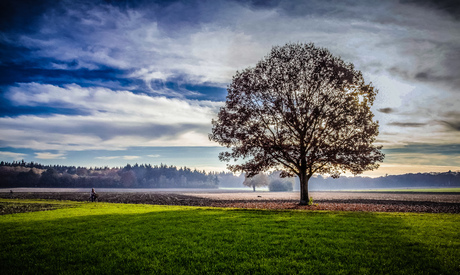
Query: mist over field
[[1, 160, 459, 192]]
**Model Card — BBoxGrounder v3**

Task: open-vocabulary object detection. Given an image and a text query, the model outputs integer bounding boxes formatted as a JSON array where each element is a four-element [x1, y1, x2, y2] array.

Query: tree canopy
[[210, 43, 384, 204]]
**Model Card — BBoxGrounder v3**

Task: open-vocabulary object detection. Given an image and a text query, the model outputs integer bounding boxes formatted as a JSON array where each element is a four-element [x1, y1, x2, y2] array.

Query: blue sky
[[0, 0, 459, 176]]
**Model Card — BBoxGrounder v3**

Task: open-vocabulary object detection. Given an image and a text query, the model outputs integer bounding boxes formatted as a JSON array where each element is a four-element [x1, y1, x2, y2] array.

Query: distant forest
[[0, 160, 220, 189], [0, 160, 459, 190]]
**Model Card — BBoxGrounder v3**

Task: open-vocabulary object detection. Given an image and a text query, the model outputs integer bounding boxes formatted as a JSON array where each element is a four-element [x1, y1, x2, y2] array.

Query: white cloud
[[2, 83, 220, 150], [94, 154, 159, 162], [6, 83, 221, 123], [35, 152, 66, 160], [1, 128, 107, 151], [95, 156, 120, 160], [95, 155, 141, 160], [123, 156, 141, 160]]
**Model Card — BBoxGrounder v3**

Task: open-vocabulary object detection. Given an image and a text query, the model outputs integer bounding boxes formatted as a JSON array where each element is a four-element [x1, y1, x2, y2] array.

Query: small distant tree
[[243, 172, 269, 191], [210, 43, 384, 204]]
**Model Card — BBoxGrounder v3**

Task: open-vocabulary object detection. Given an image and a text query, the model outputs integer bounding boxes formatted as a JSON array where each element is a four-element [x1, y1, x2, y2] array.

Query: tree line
[[0, 161, 218, 189], [1, 160, 458, 190]]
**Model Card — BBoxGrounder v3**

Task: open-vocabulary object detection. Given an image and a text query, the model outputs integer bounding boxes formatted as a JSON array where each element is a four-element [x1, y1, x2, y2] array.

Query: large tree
[[210, 43, 384, 205]]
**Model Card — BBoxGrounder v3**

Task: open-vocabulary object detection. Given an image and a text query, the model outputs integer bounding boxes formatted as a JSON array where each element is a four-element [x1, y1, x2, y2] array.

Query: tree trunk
[[253, 185, 255, 192], [299, 172, 310, 205]]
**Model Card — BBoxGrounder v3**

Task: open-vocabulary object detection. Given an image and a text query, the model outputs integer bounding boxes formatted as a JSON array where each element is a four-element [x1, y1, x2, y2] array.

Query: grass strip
[[0, 199, 459, 274]]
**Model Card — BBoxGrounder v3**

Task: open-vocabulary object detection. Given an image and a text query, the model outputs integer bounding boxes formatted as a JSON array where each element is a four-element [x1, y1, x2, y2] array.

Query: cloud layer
[[0, 0, 459, 173], [2, 83, 220, 150]]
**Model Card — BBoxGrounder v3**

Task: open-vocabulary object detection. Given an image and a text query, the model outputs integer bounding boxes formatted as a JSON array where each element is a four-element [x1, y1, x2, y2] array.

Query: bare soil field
[[1, 190, 459, 213]]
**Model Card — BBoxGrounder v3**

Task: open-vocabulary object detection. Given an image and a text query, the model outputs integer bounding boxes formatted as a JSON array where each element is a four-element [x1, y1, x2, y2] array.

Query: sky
[[0, 0, 459, 176]]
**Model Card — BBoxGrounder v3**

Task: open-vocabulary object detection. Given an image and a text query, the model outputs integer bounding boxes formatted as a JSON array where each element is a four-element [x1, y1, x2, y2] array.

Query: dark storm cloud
[[148, 75, 228, 101], [440, 120, 460, 132], [401, 0, 460, 19], [413, 43, 460, 85], [0, 0, 53, 32], [388, 122, 427, 127], [414, 71, 448, 83], [439, 111, 460, 132], [378, 108, 397, 114], [388, 41, 460, 90]]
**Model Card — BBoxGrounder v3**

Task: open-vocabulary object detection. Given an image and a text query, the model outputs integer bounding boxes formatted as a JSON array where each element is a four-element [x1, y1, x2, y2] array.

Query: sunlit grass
[[1, 199, 459, 274]]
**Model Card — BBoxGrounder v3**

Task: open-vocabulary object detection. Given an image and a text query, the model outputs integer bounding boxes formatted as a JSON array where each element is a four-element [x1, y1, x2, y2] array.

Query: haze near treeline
[[1, 161, 459, 191]]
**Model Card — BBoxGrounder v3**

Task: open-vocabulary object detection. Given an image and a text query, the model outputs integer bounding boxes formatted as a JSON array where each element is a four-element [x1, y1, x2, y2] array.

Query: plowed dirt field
[[1, 190, 459, 213]]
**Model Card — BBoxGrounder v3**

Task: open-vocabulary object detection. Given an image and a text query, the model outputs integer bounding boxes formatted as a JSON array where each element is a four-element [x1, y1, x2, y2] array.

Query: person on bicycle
[[90, 188, 98, 202]]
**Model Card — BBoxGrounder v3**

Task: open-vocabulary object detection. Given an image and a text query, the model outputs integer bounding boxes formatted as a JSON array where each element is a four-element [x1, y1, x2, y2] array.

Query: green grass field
[[1, 199, 459, 274]]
